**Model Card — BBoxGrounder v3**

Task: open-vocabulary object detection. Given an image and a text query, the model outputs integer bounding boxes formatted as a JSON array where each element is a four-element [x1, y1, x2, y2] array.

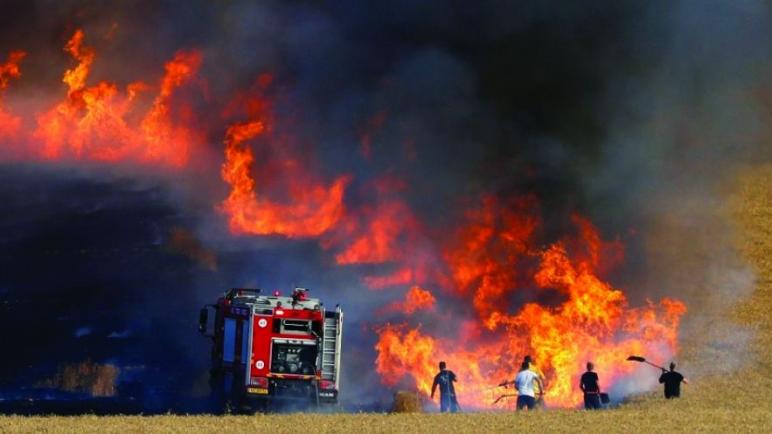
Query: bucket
[[600, 393, 610, 404]]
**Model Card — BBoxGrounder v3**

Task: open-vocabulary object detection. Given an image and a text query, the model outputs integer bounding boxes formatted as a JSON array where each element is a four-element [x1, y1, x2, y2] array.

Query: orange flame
[[32, 29, 201, 166], [219, 82, 348, 238], [401, 285, 436, 313], [327, 175, 434, 290], [0, 50, 25, 91], [363, 267, 413, 289], [444, 196, 539, 328], [335, 200, 414, 264], [0, 50, 26, 139], [376, 324, 439, 393], [375, 198, 686, 409], [62, 29, 93, 96], [140, 49, 203, 167], [379, 285, 437, 315]]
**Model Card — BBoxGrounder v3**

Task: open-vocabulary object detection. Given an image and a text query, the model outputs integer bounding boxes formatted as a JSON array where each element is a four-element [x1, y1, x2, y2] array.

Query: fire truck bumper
[[246, 387, 269, 395], [318, 389, 338, 403]]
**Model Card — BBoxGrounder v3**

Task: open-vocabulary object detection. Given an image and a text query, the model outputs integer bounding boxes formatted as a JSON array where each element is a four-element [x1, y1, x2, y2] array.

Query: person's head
[[670, 362, 676, 371], [587, 362, 594, 371], [520, 361, 529, 371], [524, 355, 533, 364], [439, 361, 446, 371]]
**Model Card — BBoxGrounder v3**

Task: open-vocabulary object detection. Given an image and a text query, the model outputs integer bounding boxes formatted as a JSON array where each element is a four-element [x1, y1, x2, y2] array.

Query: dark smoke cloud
[[0, 0, 769, 411], [582, 0, 771, 375]]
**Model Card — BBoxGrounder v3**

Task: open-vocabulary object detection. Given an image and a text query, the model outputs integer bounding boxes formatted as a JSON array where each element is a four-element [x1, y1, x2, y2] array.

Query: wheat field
[[1, 165, 770, 433]]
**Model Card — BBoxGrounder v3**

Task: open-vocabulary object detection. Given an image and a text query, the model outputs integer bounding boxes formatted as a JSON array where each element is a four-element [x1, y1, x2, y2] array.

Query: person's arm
[[682, 375, 689, 385], [451, 371, 457, 383], [431, 375, 438, 399], [580, 376, 586, 392], [536, 368, 546, 388], [536, 376, 545, 396], [659, 372, 666, 384]]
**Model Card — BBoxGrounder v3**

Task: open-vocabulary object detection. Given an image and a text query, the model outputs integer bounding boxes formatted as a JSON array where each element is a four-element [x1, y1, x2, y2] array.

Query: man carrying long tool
[[659, 362, 689, 399], [514, 360, 544, 410], [627, 356, 689, 400], [497, 355, 546, 409], [524, 355, 546, 407]]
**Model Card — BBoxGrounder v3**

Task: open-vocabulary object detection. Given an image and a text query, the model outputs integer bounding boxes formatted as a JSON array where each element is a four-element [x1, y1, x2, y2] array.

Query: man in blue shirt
[[431, 361, 459, 412]]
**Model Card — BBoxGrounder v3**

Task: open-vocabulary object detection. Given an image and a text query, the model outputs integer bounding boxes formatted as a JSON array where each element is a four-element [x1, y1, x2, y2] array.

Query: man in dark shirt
[[579, 362, 601, 409], [659, 362, 689, 399], [431, 361, 459, 413]]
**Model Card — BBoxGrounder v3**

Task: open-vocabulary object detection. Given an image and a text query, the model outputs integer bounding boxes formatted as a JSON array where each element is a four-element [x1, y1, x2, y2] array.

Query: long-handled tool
[[492, 393, 518, 404], [627, 355, 666, 371], [483, 381, 509, 391]]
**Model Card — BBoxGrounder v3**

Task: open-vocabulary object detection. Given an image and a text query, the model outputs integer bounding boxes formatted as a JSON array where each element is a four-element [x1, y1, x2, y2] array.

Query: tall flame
[[219, 78, 349, 238], [62, 29, 93, 96], [140, 50, 202, 166], [32, 29, 201, 166], [0, 50, 26, 139]]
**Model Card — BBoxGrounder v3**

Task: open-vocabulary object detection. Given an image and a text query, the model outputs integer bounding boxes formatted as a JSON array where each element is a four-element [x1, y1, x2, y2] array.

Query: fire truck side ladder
[[321, 306, 343, 387]]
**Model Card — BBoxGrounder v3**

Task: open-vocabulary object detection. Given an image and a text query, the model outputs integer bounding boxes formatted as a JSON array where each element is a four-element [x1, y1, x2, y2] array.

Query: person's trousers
[[440, 394, 458, 413], [516, 395, 535, 410], [584, 393, 601, 409]]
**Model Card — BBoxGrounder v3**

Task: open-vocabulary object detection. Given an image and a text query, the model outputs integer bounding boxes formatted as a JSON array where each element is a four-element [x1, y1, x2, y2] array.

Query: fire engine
[[198, 287, 342, 411]]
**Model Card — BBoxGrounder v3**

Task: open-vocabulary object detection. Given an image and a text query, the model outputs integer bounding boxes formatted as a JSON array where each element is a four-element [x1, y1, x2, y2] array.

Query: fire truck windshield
[[271, 343, 317, 375]]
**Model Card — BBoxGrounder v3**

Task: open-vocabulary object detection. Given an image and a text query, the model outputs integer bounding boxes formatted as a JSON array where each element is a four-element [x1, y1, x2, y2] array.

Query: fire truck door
[[241, 319, 250, 365], [223, 318, 236, 363], [223, 317, 252, 365]]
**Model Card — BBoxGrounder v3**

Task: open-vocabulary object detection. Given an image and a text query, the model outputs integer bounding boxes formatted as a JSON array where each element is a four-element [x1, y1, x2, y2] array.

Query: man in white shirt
[[515, 361, 544, 410]]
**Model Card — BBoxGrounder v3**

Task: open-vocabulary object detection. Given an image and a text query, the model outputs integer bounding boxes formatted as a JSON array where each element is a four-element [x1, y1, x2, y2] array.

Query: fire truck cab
[[199, 287, 342, 411]]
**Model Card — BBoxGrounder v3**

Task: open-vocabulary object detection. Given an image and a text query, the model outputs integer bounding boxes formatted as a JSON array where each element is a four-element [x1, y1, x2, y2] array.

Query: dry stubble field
[[1, 165, 771, 433]]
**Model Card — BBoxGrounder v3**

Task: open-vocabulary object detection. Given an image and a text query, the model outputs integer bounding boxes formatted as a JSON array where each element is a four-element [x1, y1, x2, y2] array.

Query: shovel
[[627, 355, 666, 371]]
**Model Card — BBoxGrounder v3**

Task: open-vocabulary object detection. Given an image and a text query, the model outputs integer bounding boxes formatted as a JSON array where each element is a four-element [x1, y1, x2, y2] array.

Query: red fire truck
[[198, 287, 342, 411]]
